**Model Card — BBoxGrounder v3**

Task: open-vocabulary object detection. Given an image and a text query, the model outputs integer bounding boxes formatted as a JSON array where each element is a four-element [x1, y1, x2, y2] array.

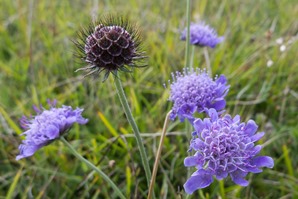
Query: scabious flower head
[[184, 109, 274, 194], [169, 67, 229, 122], [74, 15, 146, 81], [181, 22, 224, 48], [16, 100, 88, 160]]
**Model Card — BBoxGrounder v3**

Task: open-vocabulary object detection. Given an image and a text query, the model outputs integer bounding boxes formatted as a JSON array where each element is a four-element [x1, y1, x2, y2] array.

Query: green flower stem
[[184, 0, 191, 68], [60, 137, 126, 199], [203, 47, 212, 76], [219, 180, 226, 199], [147, 111, 171, 199], [113, 75, 152, 189], [190, 45, 195, 68]]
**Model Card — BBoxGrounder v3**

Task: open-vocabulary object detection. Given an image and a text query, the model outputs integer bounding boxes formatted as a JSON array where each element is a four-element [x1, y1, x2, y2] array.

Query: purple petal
[[227, 163, 237, 173], [215, 168, 228, 180], [20, 116, 29, 130], [251, 145, 262, 155], [233, 115, 240, 124], [184, 170, 213, 194], [230, 170, 249, 186], [190, 138, 205, 151], [210, 99, 226, 111], [203, 118, 212, 130], [47, 99, 57, 107], [193, 119, 204, 133], [77, 117, 89, 125], [244, 120, 258, 136], [177, 104, 197, 122], [184, 157, 197, 167], [207, 108, 218, 121], [184, 153, 204, 168], [169, 111, 177, 121], [16, 144, 43, 160], [66, 116, 77, 126], [252, 156, 274, 168], [238, 165, 262, 173], [46, 125, 60, 139], [178, 104, 196, 114], [215, 74, 227, 85], [250, 132, 264, 142], [245, 142, 254, 150], [32, 105, 42, 114]]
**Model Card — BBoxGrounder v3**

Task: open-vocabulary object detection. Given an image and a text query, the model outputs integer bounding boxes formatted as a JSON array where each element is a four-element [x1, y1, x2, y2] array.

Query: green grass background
[[0, 0, 297, 198]]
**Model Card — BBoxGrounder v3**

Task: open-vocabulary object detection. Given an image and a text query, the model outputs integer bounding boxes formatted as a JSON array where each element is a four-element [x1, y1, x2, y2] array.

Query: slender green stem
[[203, 47, 212, 76], [190, 45, 195, 68], [60, 137, 126, 199], [184, 0, 191, 68], [147, 111, 171, 199], [199, 190, 205, 198], [219, 180, 226, 199], [113, 75, 152, 189]]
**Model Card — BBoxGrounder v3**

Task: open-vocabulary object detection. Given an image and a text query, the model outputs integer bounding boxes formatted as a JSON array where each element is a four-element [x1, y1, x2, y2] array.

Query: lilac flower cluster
[[172, 21, 274, 194], [183, 109, 274, 194], [16, 100, 88, 160], [169, 67, 229, 122], [181, 22, 224, 48]]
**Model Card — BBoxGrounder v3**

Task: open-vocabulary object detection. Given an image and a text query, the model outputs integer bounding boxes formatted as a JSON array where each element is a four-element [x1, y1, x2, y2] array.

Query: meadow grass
[[0, 0, 297, 198]]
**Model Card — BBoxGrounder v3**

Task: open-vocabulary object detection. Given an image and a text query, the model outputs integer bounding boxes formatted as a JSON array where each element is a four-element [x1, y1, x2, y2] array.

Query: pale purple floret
[[169, 68, 229, 122], [16, 100, 88, 160], [181, 22, 224, 48], [184, 109, 274, 194]]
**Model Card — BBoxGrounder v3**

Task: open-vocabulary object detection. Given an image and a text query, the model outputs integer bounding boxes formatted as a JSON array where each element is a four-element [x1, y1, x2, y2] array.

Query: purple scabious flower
[[181, 22, 224, 48], [169, 68, 229, 122], [184, 109, 274, 194], [16, 100, 88, 160]]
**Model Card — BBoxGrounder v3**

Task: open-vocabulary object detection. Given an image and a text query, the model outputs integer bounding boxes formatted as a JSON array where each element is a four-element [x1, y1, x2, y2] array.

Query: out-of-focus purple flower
[[16, 100, 88, 160], [184, 109, 274, 194], [169, 68, 229, 122], [181, 22, 224, 48]]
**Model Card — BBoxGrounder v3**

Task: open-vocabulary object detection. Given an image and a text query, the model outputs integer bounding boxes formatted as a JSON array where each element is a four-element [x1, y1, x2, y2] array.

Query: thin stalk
[[147, 111, 172, 199], [203, 47, 212, 76], [113, 75, 152, 190], [184, 0, 191, 68], [190, 45, 195, 68], [219, 180, 226, 199], [60, 137, 126, 199]]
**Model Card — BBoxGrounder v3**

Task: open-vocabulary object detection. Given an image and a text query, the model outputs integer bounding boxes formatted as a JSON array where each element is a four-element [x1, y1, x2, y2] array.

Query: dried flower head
[[16, 100, 88, 160], [169, 67, 229, 122], [181, 22, 224, 48], [184, 109, 274, 194], [74, 15, 146, 81]]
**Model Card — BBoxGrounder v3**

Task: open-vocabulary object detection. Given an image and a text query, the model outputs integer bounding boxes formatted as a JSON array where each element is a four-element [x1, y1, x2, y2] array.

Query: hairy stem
[[113, 75, 153, 193]]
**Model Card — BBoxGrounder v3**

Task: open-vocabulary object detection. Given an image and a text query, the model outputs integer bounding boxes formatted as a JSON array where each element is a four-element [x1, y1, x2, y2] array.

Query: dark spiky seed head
[[74, 16, 146, 81]]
